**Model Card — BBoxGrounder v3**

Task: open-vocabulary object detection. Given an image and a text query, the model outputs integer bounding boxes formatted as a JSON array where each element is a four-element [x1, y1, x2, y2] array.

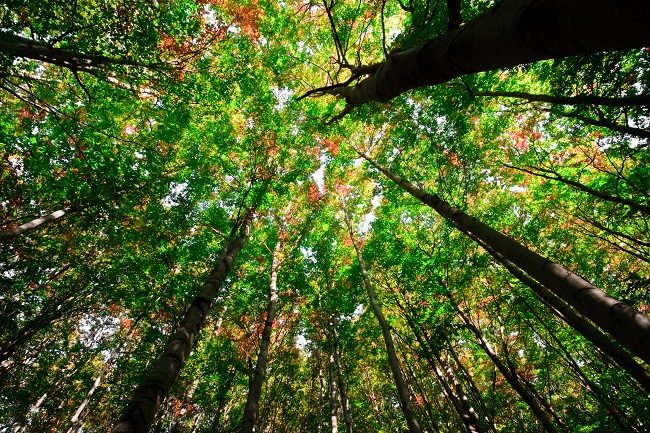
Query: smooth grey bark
[[112, 211, 253, 433], [239, 238, 281, 433], [359, 151, 650, 365], [329, 0, 650, 106], [0, 208, 68, 242], [342, 201, 423, 433]]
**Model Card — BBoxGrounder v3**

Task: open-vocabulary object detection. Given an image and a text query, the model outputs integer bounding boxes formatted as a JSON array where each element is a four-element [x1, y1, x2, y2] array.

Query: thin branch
[[381, 0, 389, 57], [323, 0, 348, 66], [505, 164, 650, 215]]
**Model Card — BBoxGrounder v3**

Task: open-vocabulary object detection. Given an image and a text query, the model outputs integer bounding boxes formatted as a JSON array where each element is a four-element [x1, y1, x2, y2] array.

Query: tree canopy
[[1, 0, 650, 432]]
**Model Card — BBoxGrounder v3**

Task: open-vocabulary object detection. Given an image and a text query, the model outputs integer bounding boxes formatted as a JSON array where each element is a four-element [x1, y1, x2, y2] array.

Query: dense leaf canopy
[[1, 0, 650, 432]]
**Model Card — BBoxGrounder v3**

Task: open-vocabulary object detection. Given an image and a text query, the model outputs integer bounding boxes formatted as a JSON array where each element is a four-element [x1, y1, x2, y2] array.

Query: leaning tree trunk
[[328, 0, 650, 106], [462, 227, 650, 392], [456, 307, 560, 433], [239, 237, 281, 433], [112, 210, 254, 433], [359, 152, 650, 365], [0, 32, 149, 74], [342, 200, 423, 433], [0, 208, 69, 242]]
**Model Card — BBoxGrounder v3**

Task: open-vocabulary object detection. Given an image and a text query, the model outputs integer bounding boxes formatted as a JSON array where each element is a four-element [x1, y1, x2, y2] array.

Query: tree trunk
[[240, 237, 281, 433], [342, 200, 423, 433], [360, 151, 650, 365], [456, 307, 560, 433], [463, 226, 650, 392], [507, 164, 650, 216], [0, 208, 68, 242], [0, 32, 149, 74], [519, 298, 640, 433], [329, 0, 650, 106], [395, 294, 487, 433], [445, 342, 497, 433], [471, 89, 650, 107], [112, 210, 254, 433], [331, 322, 353, 433], [328, 351, 340, 433]]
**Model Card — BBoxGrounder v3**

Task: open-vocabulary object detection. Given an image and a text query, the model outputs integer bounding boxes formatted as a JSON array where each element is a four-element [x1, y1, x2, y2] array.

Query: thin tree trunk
[[520, 298, 640, 433], [0, 32, 151, 74], [549, 109, 650, 140], [445, 340, 495, 432], [331, 323, 353, 433], [325, 0, 650, 106], [68, 318, 143, 433], [240, 237, 281, 433], [398, 342, 445, 432], [341, 200, 423, 433], [394, 295, 486, 433], [112, 210, 254, 433], [328, 351, 340, 433], [0, 208, 68, 242], [471, 89, 650, 107], [359, 151, 650, 365], [507, 164, 650, 216], [456, 307, 560, 433]]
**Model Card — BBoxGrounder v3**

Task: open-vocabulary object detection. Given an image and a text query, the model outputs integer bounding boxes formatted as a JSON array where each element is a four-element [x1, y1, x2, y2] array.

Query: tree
[[112, 206, 256, 433], [2, 0, 650, 432], [305, 0, 650, 112]]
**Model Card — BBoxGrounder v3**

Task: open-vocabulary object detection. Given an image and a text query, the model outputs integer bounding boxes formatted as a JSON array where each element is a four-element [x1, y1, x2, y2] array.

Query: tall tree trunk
[[0, 208, 69, 242], [506, 164, 650, 216], [112, 210, 254, 433], [359, 151, 650, 365], [444, 339, 496, 432], [460, 223, 650, 391], [341, 200, 423, 433], [0, 32, 150, 74], [330, 321, 353, 433], [519, 298, 640, 433], [328, 351, 340, 433], [326, 0, 650, 106], [470, 89, 650, 107], [394, 294, 487, 433], [68, 318, 143, 433], [456, 307, 560, 433], [239, 237, 281, 433]]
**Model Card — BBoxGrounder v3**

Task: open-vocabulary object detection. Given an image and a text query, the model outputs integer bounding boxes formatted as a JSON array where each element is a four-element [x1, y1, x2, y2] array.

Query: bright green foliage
[[1, 0, 650, 432]]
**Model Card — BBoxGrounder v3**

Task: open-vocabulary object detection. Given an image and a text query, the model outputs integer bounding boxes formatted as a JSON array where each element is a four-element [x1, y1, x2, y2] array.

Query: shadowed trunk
[[112, 210, 254, 433], [239, 237, 281, 433], [329, 0, 650, 106], [359, 151, 650, 365], [342, 200, 423, 433], [456, 307, 560, 433]]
